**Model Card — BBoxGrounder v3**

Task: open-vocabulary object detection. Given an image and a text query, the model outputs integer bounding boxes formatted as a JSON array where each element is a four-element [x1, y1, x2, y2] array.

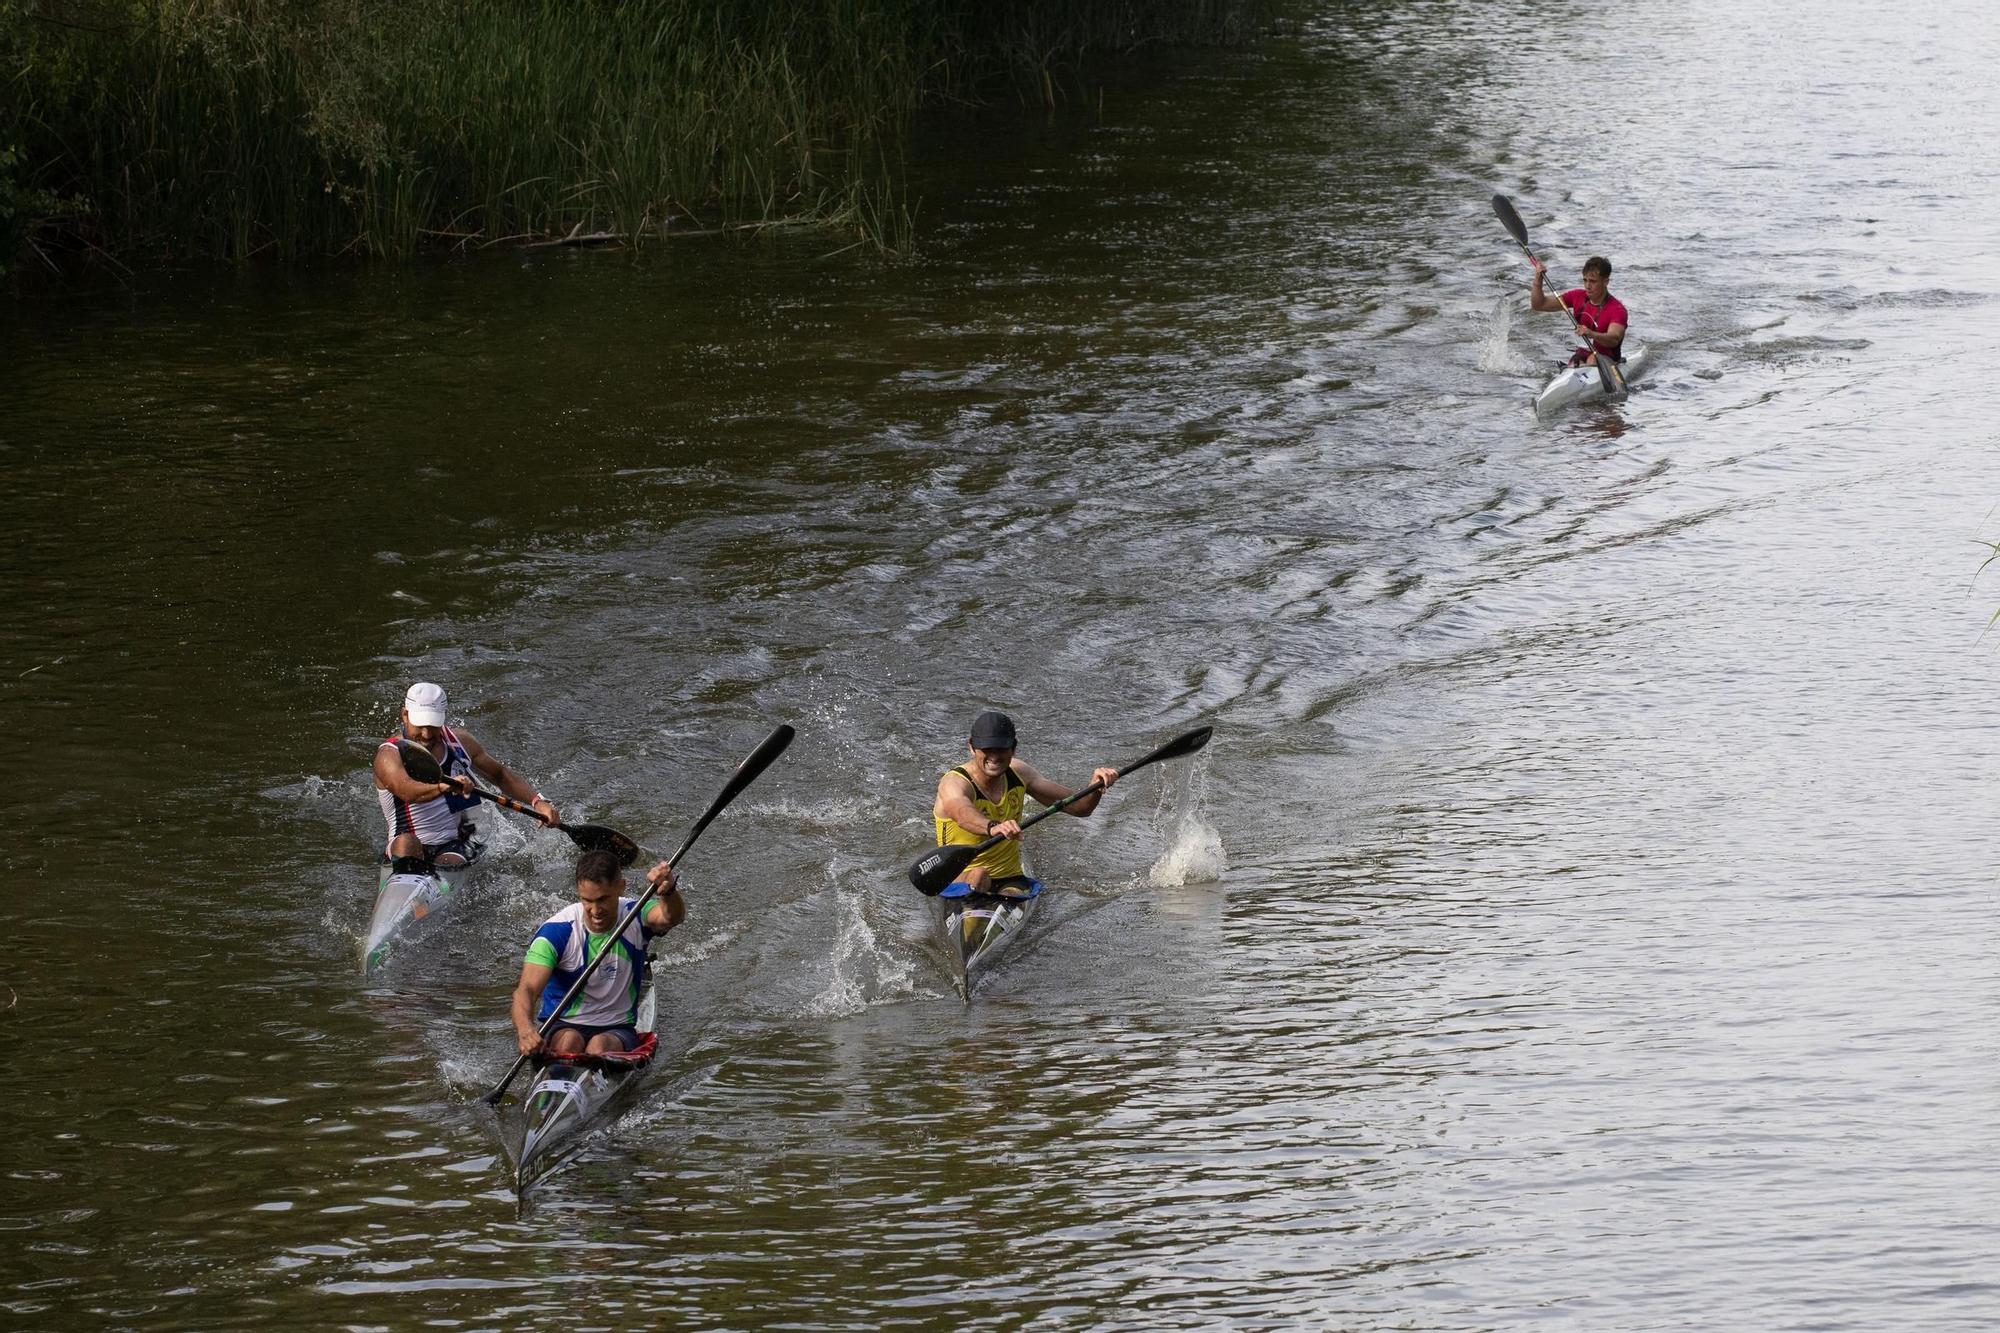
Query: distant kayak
[[1535, 345, 1650, 415], [362, 848, 482, 975]]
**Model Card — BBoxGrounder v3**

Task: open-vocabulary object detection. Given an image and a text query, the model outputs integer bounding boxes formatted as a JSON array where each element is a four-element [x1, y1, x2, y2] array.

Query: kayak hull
[[932, 879, 1044, 1000], [362, 845, 484, 975], [1535, 345, 1650, 414], [514, 981, 659, 1192]]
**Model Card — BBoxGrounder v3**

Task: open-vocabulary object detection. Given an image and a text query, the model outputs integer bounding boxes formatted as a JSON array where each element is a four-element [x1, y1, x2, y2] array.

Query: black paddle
[[907, 726, 1215, 896], [1490, 191, 1541, 266], [1599, 345, 1630, 396], [480, 723, 795, 1107], [396, 740, 640, 867], [1491, 192, 1625, 396]]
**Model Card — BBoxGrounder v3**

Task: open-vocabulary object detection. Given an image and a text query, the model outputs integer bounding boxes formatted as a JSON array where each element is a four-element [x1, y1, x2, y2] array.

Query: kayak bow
[[932, 878, 1044, 1001], [1536, 345, 1650, 414], [362, 848, 484, 975], [514, 975, 659, 1192]]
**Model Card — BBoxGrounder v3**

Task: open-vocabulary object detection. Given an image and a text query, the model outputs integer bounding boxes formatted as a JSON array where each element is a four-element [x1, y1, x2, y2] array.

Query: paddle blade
[[665, 723, 797, 865], [708, 724, 795, 817], [565, 823, 640, 867], [395, 739, 443, 783], [910, 842, 979, 896], [1602, 357, 1629, 397], [1491, 193, 1530, 250], [1116, 725, 1216, 779], [729, 724, 796, 798], [1144, 726, 1214, 767], [480, 1060, 521, 1107]]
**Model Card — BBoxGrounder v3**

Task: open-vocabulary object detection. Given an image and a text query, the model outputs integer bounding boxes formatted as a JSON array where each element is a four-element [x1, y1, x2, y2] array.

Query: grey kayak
[[361, 845, 483, 976], [1535, 345, 1650, 415], [514, 980, 659, 1193], [932, 878, 1044, 1001]]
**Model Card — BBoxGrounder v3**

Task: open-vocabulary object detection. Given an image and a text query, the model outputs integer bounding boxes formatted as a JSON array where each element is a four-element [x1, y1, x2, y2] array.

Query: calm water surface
[[5, 0, 2000, 1327]]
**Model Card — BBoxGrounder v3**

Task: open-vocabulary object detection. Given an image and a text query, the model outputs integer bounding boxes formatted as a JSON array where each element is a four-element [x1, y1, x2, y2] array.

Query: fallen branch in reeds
[[526, 224, 622, 249], [3, 0, 1269, 275]]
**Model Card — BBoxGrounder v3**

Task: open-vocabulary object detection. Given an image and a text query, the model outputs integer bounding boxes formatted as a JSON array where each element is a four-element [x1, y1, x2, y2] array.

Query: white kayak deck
[[1534, 345, 1650, 414]]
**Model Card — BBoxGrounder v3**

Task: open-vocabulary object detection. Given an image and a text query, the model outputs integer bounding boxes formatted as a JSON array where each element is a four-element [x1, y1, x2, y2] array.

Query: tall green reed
[[2, 0, 1264, 272]]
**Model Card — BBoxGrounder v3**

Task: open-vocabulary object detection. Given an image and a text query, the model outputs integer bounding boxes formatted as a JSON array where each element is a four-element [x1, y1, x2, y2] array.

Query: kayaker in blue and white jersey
[[371, 681, 559, 869], [509, 849, 683, 1057], [1530, 255, 1628, 367], [931, 710, 1121, 897]]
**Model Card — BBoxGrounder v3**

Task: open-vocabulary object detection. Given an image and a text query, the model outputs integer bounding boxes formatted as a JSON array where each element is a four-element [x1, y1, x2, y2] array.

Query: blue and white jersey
[[525, 900, 659, 1028], [377, 726, 478, 849]]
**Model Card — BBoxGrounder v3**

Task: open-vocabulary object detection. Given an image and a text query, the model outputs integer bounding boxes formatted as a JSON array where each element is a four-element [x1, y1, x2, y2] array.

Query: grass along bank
[[2, 0, 1266, 275]]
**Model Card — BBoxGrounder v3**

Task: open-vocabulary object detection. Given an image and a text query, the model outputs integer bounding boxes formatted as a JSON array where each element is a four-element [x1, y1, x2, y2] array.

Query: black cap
[[968, 711, 1018, 748]]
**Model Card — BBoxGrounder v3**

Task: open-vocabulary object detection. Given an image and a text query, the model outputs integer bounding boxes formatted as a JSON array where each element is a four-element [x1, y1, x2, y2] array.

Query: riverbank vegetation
[[1, 0, 1266, 276]]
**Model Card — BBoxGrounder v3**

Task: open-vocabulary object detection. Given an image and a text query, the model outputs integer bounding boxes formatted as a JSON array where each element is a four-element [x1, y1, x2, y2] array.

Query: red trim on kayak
[[533, 1033, 658, 1070]]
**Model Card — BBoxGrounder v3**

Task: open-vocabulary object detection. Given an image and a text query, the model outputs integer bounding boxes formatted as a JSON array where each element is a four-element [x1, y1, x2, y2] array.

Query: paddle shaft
[[1493, 193, 1594, 348], [481, 723, 795, 1106], [459, 779, 553, 827], [910, 726, 1214, 895], [395, 740, 635, 860], [394, 739, 544, 821], [1528, 250, 1595, 348]]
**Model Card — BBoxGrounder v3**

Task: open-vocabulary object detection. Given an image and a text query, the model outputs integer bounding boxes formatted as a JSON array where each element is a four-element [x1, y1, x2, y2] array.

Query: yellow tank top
[[936, 765, 1027, 880]]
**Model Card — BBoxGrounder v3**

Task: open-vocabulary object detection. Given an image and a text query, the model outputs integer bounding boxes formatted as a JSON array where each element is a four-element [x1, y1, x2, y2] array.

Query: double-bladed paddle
[[906, 726, 1215, 896], [1491, 192, 1627, 396], [479, 722, 795, 1107], [396, 740, 640, 867]]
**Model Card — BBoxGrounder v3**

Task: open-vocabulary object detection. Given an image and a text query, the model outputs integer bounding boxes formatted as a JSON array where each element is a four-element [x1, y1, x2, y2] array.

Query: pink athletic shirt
[[1561, 289, 1629, 359]]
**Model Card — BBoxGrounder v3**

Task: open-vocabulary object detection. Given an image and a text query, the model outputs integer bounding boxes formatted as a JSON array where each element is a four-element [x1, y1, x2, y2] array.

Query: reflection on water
[[6, 0, 2000, 1326]]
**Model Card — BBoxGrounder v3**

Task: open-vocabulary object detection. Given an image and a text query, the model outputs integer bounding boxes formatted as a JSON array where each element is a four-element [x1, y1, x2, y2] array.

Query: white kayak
[[932, 878, 1044, 1001], [514, 974, 659, 1192], [1535, 345, 1650, 414], [362, 845, 484, 975]]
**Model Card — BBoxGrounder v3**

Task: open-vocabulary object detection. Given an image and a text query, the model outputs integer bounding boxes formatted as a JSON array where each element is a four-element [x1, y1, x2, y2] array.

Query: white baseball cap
[[403, 682, 448, 727]]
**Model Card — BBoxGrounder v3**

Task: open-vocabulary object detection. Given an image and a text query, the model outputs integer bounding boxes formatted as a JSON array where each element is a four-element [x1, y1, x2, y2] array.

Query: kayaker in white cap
[[371, 682, 560, 870], [929, 710, 1120, 898]]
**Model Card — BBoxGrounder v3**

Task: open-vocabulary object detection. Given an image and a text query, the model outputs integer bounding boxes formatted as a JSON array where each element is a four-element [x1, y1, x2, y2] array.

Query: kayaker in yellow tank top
[[932, 711, 1122, 897]]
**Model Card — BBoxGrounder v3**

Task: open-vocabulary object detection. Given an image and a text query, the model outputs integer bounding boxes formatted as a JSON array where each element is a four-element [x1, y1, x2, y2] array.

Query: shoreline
[[1, 0, 1268, 282]]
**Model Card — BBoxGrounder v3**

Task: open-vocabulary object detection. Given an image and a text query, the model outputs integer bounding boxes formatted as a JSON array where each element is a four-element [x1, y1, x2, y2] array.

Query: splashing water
[[1479, 291, 1541, 375], [1146, 750, 1226, 886], [807, 857, 918, 1017], [1149, 820, 1227, 886]]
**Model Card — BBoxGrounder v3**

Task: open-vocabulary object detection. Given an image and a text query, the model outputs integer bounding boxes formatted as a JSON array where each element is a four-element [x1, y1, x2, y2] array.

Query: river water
[[6, 0, 1999, 1327]]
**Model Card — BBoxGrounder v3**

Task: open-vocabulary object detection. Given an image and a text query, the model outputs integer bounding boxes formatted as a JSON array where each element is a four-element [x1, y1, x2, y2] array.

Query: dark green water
[[6, 2, 2000, 1327]]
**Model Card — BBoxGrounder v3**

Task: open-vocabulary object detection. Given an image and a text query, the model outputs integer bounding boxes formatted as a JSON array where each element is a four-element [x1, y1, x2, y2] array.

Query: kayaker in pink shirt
[[1530, 255, 1627, 367]]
